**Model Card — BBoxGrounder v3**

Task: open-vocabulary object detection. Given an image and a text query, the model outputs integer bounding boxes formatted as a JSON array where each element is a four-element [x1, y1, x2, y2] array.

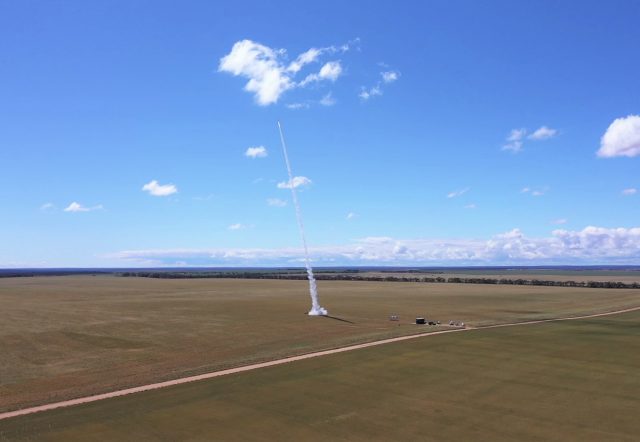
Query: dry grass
[[1, 275, 640, 413], [2, 310, 639, 441]]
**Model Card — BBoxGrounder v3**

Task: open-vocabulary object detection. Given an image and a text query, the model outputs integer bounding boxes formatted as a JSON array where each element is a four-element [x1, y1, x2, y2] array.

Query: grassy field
[[2, 310, 639, 441], [2, 275, 640, 413]]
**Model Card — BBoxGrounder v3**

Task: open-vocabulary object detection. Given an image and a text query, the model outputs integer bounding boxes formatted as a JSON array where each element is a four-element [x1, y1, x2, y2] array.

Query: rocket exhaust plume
[[277, 121, 328, 316]]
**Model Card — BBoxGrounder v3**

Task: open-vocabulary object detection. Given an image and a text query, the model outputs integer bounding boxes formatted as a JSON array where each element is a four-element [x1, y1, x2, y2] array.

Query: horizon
[[3, 265, 640, 272]]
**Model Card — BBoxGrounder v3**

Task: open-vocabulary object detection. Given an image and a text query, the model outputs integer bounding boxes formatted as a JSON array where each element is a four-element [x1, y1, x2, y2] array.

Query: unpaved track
[[2, 305, 639, 421]]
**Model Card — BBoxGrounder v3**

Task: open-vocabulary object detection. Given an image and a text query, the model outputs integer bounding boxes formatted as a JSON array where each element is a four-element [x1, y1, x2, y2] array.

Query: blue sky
[[1, 0, 639, 267]]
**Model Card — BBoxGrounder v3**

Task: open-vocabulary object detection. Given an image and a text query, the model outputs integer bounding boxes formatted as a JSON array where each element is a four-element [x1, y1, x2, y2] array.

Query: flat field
[[2, 275, 640, 413], [2, 309, 639, 441]]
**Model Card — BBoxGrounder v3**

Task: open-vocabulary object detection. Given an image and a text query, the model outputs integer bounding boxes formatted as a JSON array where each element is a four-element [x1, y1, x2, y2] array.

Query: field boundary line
[[2, 305, 640, 421]]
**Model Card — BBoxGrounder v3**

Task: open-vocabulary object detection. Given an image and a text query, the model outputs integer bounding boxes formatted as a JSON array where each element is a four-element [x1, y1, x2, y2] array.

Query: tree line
[[117, 271, 640, 289]]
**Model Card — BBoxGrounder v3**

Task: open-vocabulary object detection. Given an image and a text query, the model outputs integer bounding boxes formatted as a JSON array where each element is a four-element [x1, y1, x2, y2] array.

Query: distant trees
[[4, 269, 638, 290], [116, 271, 640, 289]]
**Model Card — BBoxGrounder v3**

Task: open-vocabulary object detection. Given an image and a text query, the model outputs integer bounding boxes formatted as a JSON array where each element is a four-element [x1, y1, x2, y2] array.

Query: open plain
[[2, 305, 639, 440], [2, 275, 640, 416]]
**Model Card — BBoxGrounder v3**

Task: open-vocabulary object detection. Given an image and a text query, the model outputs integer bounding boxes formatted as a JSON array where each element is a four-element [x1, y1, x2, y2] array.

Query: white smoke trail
[[277, 121, 328, 316]]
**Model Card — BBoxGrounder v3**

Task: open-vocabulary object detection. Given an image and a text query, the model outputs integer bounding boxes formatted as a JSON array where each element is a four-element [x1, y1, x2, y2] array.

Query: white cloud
[[286, 102, 309, 110], [219, 40, 353, 105], [447, 187, 470, 198], [218, 40, 294, 106], [65, 202, 88, 212], [112, 226, 640, 266], [502, 141, 523, 153], [622, 188, 637, 196], [502, 128, 527, 153], [277, 176, 312, 189], [319, 61, 342, 80], [299, 61, 343, 86], [142, 180, 178, 197], [359, 66, 400, 101], [522, 186, 547, 196], [287, 40, 357, 73], [359, 85, 382, 100], [287, 92, 335, 109], [287, 48, 322, 73], [40, 202, 55, 211], [528, 126, 558, 140], [245, 146, 268, 158], [598, 115, 640, 158], [346, 212, 357, 220], [551, 218, 568, 225], [507, 128, 527, 141], [267, 198, 287, 207], [381, 70, 400, 83], [464, 204, 477, 209], [319, 92, 336, 106], [64, 202, 103, 212], [228, 223, 247, 231]]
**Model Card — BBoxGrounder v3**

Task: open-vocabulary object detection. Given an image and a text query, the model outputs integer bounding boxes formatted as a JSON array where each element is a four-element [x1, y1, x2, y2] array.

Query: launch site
[[1, 1, 640, 441]]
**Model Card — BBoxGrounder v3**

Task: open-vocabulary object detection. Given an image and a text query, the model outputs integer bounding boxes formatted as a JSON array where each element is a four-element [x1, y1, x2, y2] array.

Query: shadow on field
[[323, 315, 356, 324]]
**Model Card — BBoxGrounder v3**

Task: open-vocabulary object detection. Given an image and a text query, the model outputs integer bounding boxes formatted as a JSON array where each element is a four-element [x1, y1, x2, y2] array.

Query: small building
[[416, 317, 426, 325]]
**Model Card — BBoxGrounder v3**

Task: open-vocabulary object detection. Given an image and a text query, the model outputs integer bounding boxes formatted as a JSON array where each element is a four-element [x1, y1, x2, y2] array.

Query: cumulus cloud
[[267, 198, 287, 207], [318, 61, 342, 80], [277, 176, 312, 189], [218, 40, 293, 106], [64, 202, 88, 212], [64, 202, 103, 212], [228, 223, 247, 231], [522, 186, 547, 196], [142, 180, 178, 197], [219, 39, 352, 105], [299, 61, 343, 86], [319, 92, 336, 106], [359, 85, 382, 100], [245, 146, 268, 158], [447, 187, 470, 198], [346, 212, 357, 220], [359, 67, 400, 101], [502, 128, 527, 152], [286, 102, 309, 110], [503, 126, 558, 152], [508, 128, 527, 141], [528, 126, 558, 140], [597, 115, 640, 158], [286, 48, 322, 73], [622, 188, 637, 196], [381, 70, 400, 83], [111, 226, 640, 266]]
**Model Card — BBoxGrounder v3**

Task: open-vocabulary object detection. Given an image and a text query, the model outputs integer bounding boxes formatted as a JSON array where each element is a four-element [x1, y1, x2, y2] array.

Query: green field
[[2, 275, 640, 413], [2, 310, 639, 441]]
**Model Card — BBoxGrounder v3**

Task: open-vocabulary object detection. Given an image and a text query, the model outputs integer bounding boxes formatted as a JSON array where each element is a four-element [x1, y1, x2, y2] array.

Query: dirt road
[[2, 305, 639, 421]]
